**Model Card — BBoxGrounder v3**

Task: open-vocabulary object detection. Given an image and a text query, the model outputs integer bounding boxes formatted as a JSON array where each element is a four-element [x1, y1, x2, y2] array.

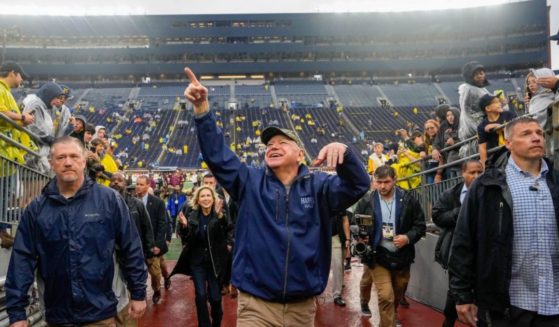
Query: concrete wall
[[407, 233, 448, 311]]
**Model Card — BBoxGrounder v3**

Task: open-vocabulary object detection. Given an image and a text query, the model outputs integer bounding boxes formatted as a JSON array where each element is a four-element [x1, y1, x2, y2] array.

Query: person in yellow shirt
[[368, 143, 388, 174], [90, 138, 119, 186], [0, 62, 36, 217], [0, 62, 35, 166], [99, 142, 119, 187], [392, 132, 424, 190]]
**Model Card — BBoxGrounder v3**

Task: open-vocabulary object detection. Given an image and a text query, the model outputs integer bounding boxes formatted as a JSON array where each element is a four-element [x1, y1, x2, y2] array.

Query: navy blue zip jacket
[[195, 112, 369, 302], [6, 178, 147, 325]]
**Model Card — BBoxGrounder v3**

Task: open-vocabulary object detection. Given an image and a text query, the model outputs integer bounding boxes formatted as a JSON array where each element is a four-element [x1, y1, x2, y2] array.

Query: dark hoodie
[[36, 82, 64, 108], [458, 62, 491, 143], [70, 115, 87, 144], [434, 107, 461, 166], [461, 61, 489, 87], [433, 104, 451, 123]]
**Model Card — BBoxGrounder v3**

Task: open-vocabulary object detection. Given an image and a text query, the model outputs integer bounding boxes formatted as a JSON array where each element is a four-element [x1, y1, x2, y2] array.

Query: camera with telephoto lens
[[352, 214, 375, 257]]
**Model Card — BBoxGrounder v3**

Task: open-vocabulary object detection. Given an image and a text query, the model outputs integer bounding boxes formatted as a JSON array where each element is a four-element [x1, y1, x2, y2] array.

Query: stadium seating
[[9, 78, 529, 168]]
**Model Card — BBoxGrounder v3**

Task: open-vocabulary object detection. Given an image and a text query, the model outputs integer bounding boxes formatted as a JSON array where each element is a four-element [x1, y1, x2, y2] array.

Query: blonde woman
[[171, 186, 231, 327]]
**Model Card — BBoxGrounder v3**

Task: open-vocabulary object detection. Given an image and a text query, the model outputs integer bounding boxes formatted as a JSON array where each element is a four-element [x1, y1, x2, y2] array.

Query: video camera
[[353, 214, 374, 257]]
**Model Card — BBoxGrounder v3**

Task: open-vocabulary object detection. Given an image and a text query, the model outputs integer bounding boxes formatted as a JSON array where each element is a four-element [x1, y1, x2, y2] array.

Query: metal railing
[[0, 113, 50, 225], [400, 108, 554, 224], [409, 176, 463, 225], [0, 114, 51, 326], [0, 277, 45, 327]]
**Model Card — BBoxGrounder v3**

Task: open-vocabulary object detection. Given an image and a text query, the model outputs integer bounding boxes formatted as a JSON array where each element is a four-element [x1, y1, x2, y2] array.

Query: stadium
[[0, 0, 558, 326]]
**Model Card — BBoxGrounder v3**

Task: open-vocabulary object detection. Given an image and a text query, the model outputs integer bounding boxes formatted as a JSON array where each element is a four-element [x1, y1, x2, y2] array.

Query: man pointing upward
[[184, 67, 369, 326]]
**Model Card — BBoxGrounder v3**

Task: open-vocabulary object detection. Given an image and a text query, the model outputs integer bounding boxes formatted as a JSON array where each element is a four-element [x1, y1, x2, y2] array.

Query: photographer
[[354, 166, 425, 327], [88, 138, 113, 183]]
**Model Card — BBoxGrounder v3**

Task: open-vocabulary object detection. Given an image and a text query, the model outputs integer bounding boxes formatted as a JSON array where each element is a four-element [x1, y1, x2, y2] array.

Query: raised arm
[[315, 144, 369, 213], [184, 67, 250, 202]]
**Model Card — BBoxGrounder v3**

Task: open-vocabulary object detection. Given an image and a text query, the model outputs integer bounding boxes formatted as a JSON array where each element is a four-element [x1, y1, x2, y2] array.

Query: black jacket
[[449, 148, 559, 312], [433, 107, 461, 166], [179, 195, 233, 246], [432, 182, 463, 268], [123, 193, 155, 258], [144, 194, 169, 255], [332, 211, 349, 244], [171, 209, 232, 284], [354, 187, 426, 267]]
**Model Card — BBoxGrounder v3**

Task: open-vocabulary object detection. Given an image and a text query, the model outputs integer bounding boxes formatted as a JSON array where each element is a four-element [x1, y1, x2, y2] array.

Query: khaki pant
[[147, 256, 169, 292], [115, 304, 137, 327], [360, 265, 374, 305], [372, 265, 411, 327], [48, 317, 116, 327], [237, 291, 317, 327], [159, 255, 170, 278], [331, 236, 344, 298]]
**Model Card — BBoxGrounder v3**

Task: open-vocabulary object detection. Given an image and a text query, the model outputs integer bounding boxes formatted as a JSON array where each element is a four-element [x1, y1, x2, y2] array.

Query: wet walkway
[[139, 260, 466, 327]]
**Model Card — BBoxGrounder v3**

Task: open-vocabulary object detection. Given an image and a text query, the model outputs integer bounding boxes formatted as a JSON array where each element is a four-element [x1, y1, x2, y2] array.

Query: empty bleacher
[[275, 83, 329, 108], [333, 84, 384, 107], [236, 84, 274, 109], [379, 83, 441, 107], [436, 81, 461, 105]]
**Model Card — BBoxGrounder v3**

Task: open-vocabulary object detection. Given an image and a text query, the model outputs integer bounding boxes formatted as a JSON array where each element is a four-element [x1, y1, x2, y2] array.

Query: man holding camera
[[354, 166, 425, 327]]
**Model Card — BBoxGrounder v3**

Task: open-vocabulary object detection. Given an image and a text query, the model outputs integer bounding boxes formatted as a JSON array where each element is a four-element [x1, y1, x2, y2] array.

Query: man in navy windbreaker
[[5, 136, 147, 327], [184, 68, 369, 326]]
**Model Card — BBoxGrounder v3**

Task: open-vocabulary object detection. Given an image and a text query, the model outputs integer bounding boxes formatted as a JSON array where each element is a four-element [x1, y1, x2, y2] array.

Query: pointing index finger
[[184, 67, 200, 84]]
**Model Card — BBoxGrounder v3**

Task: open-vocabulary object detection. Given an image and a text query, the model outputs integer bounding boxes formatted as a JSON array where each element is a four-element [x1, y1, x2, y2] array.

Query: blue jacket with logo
[[195, 112, 369, 302], [6, 178, 147, 325]]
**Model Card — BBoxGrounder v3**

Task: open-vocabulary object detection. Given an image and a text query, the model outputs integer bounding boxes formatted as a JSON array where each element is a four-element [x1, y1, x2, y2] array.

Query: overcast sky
[[1, 0, 558, 69]]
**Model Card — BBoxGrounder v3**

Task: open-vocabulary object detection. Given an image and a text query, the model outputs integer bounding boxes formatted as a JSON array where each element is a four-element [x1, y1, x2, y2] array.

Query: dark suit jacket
[[124, 193, 155, 258], [432, 182, 464, 229], [432, 181, 464, 268], [145, 194, 169, 255]]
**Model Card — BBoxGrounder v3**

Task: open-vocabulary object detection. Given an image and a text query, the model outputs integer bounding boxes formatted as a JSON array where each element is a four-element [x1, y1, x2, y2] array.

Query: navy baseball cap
[[479, 92, 503, 111], [0, 61, 29, 79], [60, 84, 73, 99]]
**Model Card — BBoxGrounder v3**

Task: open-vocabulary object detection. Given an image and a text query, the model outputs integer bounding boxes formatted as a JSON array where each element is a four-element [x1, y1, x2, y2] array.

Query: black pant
[[478, 306, 559, 327], [191, 262, 222, 327], [442, 289, 458, 326]]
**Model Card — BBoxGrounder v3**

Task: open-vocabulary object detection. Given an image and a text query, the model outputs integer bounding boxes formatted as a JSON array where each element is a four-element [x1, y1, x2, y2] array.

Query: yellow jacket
[[98, 153, 119, 186], [391, 150, 421, 190], [0, 80, 28, 175]]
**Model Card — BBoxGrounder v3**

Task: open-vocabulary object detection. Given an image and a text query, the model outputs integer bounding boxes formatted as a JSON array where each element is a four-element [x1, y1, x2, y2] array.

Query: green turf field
[[164, 239, 182, 261]]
